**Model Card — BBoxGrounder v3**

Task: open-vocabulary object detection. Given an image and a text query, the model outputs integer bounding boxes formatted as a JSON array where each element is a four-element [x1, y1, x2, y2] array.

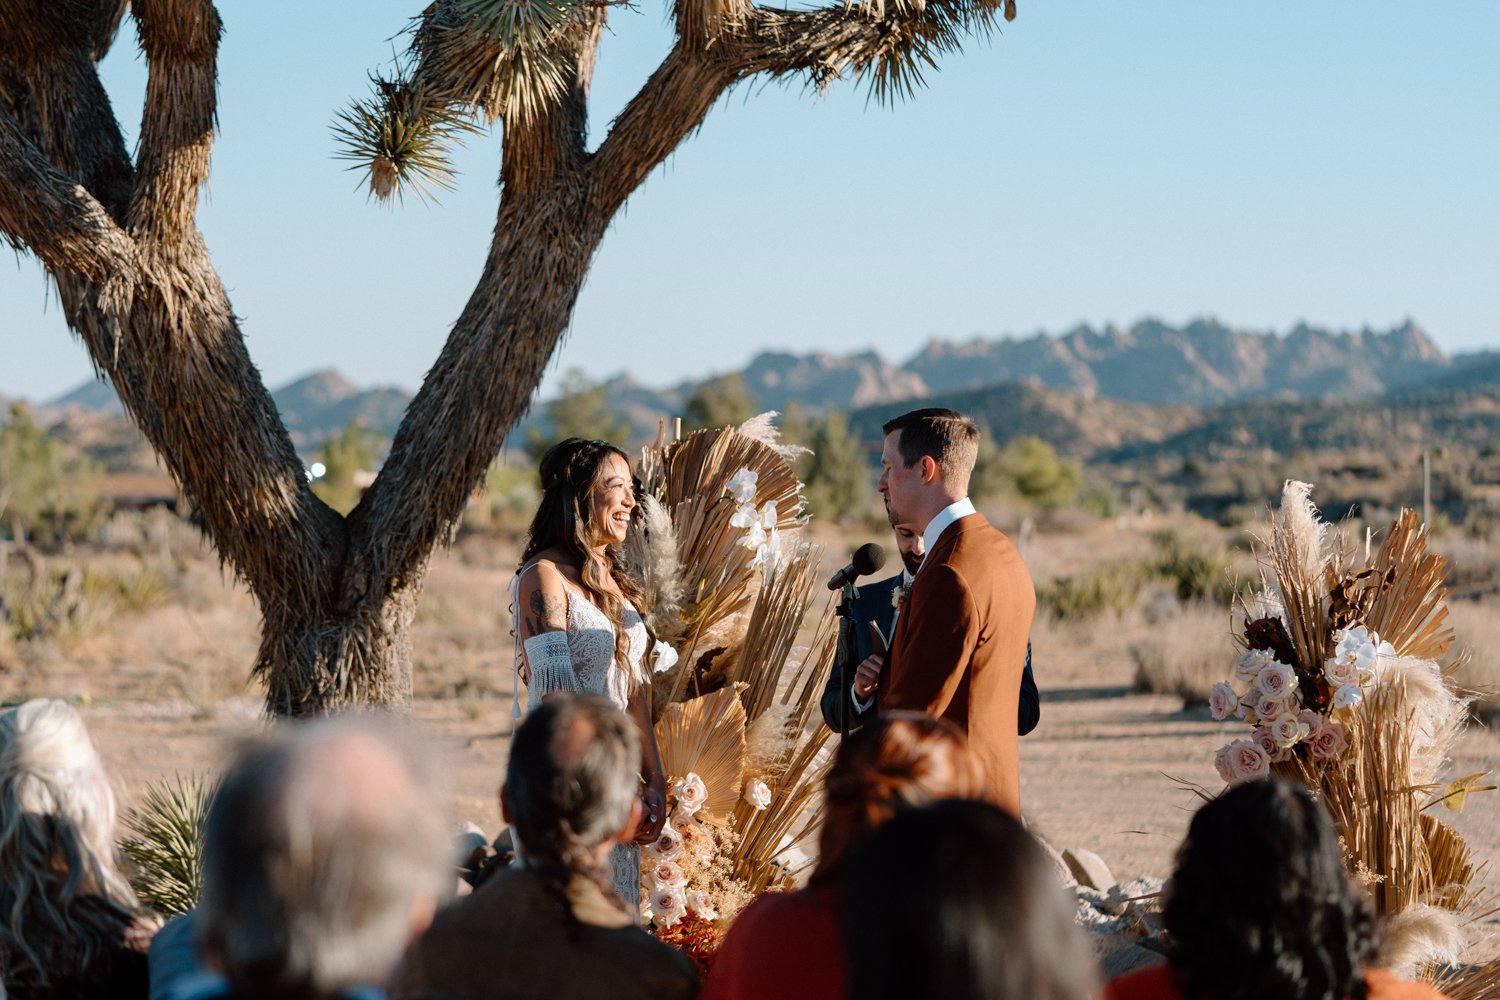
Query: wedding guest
[[699, 714, 989, 1000], [512, 437, 669, 906], [820, 506, 1039, 737], [391, 694, 697, 1000], [866, 408, 1035, 816], [184, 715, 450, 1000], [0, 698, 157, 1000], [1106, 780, 1452, 1000], [841, 798, 1096, 1000]]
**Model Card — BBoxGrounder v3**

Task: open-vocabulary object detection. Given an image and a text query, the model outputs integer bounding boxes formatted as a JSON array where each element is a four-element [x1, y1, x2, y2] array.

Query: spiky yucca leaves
[[119, 773, 214, 916], [332, 77, 480, 203]]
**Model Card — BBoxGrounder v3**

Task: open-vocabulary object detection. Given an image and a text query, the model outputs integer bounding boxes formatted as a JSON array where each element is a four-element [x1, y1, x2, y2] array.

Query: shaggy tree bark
[[0, 0, 1009, 715]]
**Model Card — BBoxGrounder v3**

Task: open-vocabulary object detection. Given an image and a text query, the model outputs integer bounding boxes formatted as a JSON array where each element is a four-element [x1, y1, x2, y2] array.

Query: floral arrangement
[[1209, 481, 1499, 995], [625, 416, 838, 964]]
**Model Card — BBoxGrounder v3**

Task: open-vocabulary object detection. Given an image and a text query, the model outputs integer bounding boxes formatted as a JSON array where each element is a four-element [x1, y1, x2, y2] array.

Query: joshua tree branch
[[588, 43, 737, 216], [127, 0, 222, 244], [0, 106, 135, 292]]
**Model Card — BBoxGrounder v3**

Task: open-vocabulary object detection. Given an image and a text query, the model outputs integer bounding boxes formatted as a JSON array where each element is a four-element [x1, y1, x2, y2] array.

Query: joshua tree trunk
[[0, 0, 1007, 714]]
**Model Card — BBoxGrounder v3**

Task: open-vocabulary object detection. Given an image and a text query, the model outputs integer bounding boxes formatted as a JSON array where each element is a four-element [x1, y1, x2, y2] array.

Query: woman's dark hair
[[841, 798, 1096, 1000], [1164, 779, 1376, 1000], [813, 712, 989, 886], [520, 438, 645, 674]]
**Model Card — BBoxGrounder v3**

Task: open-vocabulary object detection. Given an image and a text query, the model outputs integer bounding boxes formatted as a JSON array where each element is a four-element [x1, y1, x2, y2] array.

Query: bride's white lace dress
[[523, 588, 649, 908]]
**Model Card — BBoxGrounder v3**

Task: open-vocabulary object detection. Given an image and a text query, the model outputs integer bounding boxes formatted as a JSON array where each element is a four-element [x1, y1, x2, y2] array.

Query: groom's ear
[[918, 454, 941, 484]]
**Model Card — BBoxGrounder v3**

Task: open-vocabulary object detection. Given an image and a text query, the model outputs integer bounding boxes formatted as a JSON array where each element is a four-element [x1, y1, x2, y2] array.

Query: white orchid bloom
[[726, 468, 759, 504]]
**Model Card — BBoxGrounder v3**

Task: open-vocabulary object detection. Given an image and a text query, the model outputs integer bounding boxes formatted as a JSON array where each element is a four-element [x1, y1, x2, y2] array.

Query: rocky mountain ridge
[[25, 317, 1491, 450]]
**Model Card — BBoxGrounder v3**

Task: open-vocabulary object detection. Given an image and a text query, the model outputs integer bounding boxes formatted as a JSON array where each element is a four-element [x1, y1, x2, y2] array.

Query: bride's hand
[[634, 779, 668, 845]]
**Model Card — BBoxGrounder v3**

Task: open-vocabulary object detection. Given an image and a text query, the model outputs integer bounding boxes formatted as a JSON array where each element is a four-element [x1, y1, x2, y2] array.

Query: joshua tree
[[0, 0, 1015, 715]]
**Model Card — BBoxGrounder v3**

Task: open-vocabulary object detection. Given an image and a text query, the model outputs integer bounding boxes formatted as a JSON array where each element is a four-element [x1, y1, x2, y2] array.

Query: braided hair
[[1164, 780, 1376, 1000], [506, 696, 641, 926], [521, 438, 647, 679], [812, 712, 990, 886]]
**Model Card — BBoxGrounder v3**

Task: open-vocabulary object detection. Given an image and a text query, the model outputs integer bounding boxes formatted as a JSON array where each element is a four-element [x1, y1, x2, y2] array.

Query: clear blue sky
[[3, 2, 1497, 402]]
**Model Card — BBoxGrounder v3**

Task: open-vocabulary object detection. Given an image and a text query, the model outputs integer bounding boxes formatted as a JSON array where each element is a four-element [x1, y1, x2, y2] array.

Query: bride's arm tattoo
[[525, 589, 567, 636]]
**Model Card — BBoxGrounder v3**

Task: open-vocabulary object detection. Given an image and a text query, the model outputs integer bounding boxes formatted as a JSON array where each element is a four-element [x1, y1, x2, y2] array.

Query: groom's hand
[[853, 655, 883, 700]]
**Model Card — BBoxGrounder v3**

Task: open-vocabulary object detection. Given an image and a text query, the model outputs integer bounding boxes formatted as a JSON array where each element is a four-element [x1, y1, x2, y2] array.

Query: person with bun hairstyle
[[1106, 780, 1452, 1000], [698, 713, 990, 1000], [512, 438, 669, 907]]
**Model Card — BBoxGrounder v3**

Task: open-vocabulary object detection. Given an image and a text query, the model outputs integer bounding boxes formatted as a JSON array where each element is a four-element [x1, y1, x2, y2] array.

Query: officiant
[[819, 507, 1039, 738]]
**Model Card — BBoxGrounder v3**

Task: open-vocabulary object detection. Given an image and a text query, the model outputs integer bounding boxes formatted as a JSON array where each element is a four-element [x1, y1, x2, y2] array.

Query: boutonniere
[[892, 580, 911, 609]]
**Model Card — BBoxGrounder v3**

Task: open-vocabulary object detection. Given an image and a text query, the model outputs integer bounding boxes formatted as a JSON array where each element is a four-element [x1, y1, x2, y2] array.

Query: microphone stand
[[835, 577, 861, 738]]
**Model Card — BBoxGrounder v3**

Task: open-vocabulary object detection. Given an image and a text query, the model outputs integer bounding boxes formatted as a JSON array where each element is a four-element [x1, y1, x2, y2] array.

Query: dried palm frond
[[637, 424, 805, 703], [654, 683, 747, 819], [1365, 510, 1455, 662], [735, 542, 822, 722], [331, 77, 481, 204], [119, 773, 215, 916]]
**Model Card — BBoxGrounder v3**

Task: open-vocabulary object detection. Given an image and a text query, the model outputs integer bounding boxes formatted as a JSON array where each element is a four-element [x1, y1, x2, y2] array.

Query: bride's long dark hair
[[520, 438, 646, 675]]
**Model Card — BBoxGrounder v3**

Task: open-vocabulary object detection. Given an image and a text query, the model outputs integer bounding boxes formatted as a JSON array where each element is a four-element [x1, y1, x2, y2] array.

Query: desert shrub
[[464, 459, 541, 535], [800, 409, 872, 525], [0, 561, 175, 643], [312, 418, 385, 515], [0, 402, 110, 548], [1149, 531, 1244, 603], [1129, 602, 1234, 704], [524, 369, 633, 459], [1036, 563, 1144, 621]]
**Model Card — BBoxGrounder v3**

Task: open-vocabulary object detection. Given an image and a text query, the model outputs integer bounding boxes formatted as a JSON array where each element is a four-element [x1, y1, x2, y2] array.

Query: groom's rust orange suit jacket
[[879, 513, 1036, 816]]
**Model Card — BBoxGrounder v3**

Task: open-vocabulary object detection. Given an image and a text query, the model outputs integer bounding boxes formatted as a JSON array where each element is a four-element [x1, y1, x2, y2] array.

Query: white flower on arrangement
[[639, 895, 655, 924], [651, 884, 688, 927], [759, 500, 778, 528], [730, 502, 759, 529], [1236, 648, 1275, 685], [649, 858, 687, 888], [671, 773, 708, 816], [1270, 712, 1311, 749], [649, 820, 684, 862], [687, 890, 718, 922], [1331, 625, 1397, 684], [1331, 684, 1364, 711], [1255, 661, 1298, 700], [744, 777, 772, 811], [726, 468, 759, 505], [1209, 682, 1239, 721], [652, 641, 680, 675]]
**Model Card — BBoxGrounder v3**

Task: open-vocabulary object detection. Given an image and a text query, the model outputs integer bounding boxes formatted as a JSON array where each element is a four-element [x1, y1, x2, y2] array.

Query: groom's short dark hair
[[882, 408, 979, 491]]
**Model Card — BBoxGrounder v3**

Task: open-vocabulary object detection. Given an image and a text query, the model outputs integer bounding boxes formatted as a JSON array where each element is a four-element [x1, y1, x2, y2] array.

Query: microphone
[[826, 542, 887, 591]]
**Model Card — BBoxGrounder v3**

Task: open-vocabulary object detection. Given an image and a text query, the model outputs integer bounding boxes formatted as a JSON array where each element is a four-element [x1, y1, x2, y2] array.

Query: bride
[[512, 437, 669, 907]]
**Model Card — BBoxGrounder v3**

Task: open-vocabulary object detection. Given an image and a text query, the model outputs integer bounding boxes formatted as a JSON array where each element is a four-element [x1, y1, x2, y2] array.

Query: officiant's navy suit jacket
[[819, 572, 1039, 737]]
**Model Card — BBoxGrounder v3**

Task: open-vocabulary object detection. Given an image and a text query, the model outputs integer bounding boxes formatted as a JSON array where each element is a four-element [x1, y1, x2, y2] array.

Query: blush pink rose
[[1256, 662, 1298, 700], [1225, 739, 1272, 784], [1307, 719, 1349, 761], [1209, 682, 1239, 721], [1251, 726, 1291, 763], [1214, 744, 1237, 783]]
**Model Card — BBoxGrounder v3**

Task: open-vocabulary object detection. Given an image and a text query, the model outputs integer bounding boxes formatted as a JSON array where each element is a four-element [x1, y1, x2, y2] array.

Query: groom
[[862, 407, 1035, 816]]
